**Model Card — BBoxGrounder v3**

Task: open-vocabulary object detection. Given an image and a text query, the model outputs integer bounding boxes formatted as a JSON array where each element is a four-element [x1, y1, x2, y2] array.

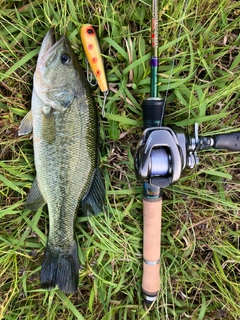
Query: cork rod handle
[[142, 196, 162, 304]]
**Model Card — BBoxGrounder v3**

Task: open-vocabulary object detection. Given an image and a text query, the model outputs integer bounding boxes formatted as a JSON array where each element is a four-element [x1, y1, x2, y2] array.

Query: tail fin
[[40, 240, 79, 294]]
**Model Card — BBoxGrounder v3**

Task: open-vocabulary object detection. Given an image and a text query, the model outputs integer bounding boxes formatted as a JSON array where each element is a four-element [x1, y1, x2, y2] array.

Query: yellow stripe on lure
[[80, 24, 108, 95]]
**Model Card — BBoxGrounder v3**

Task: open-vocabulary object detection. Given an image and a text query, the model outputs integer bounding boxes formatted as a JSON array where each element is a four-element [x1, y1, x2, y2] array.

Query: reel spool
[[135, 127, 186, 188]]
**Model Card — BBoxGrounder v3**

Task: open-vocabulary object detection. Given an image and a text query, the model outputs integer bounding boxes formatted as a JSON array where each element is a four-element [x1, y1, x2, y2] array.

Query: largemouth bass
[[19, 29, 105, 294]]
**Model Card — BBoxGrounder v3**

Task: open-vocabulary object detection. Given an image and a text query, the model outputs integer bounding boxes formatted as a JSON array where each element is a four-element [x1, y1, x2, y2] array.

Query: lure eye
[[87, 27, 94, 35], [60, 53, 71, 64]]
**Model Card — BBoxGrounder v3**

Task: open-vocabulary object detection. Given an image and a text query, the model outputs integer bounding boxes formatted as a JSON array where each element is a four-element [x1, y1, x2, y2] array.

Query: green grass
[[0, 0, 240, 319]]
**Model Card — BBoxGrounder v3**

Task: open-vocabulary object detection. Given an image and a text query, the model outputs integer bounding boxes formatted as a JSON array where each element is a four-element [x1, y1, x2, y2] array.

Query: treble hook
[[86, 58, 98, 87], [102, 90, 109, 118]]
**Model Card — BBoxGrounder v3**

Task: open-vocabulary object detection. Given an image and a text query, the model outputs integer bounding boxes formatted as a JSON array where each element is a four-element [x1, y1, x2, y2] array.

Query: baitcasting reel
[[135, 122, 240, 189]]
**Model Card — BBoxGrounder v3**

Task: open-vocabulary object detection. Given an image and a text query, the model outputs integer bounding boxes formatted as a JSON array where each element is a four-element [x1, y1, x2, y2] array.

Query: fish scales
[[18, 29, 105, 294], [34, 94, 96, 245]]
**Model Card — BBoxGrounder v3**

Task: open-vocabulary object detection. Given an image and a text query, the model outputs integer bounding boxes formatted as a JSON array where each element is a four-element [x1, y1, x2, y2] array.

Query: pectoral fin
[[25, 179, 46, 210], [18, 111, 33, 136], [81, 169, 105, 215], [41, 110, 56, 144]]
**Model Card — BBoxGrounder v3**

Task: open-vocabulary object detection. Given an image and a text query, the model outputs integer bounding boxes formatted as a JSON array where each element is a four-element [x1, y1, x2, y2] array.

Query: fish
[[18, 29, 105, 294]]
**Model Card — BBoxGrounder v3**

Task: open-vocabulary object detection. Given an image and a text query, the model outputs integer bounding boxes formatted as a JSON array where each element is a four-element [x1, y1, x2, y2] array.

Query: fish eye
[[60, 53, 71, 65]]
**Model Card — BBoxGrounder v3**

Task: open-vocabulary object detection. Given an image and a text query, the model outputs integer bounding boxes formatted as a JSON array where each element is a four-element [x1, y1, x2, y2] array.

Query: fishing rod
[[135, 0, 165, 306], [134, 0, 240, 307]]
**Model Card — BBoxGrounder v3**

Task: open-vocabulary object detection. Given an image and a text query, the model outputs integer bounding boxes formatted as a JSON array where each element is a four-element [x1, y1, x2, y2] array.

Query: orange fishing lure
[[80, 24, 108, 94]]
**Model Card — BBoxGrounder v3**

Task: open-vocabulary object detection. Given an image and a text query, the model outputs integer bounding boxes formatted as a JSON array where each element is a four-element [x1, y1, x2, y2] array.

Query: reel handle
[[198, 132, 240, 151]]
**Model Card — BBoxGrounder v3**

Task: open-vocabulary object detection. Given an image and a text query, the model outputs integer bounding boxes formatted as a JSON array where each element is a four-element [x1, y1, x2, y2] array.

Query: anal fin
[[25, 178, 46, 210], [81, 168, 105, 215]]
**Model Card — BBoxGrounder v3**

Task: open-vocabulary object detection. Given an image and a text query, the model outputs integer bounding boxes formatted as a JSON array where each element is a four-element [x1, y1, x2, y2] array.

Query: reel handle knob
[[213, 132, 240, 151]]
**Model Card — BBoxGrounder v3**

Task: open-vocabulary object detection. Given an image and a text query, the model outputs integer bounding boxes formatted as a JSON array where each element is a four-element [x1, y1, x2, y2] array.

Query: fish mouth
[[38, 29, 67, 62]]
